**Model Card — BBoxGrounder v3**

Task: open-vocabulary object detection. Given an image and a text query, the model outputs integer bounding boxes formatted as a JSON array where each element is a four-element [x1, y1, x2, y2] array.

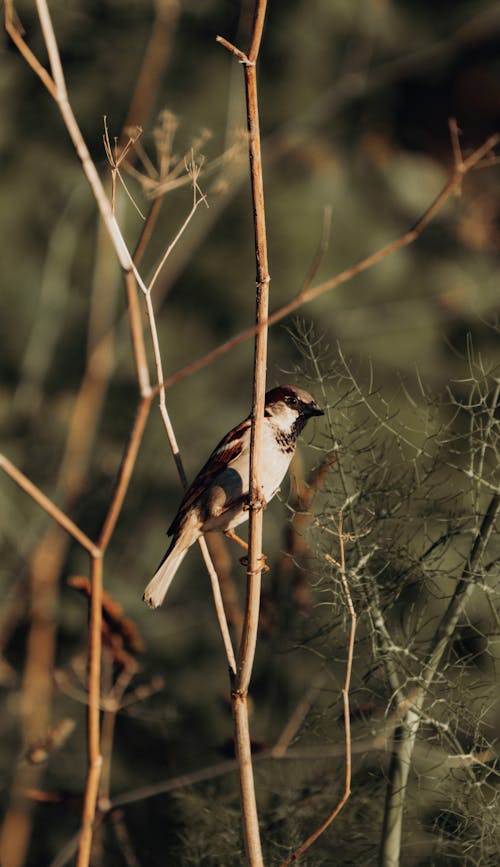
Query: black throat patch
[[275, 428, 297, 454]]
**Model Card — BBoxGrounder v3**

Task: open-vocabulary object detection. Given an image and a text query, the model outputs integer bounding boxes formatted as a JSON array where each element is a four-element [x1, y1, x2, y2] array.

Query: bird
[[143, 384, 324, 608]]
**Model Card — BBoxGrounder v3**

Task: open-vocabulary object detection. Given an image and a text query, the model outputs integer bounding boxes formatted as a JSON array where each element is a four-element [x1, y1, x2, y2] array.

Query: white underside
[[237, 420, 293, 504]]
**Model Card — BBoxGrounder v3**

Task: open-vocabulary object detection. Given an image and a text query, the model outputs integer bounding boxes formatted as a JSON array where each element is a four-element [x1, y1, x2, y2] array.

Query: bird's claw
[[243, 493, 268, 511], [239, 553, 270, 573]]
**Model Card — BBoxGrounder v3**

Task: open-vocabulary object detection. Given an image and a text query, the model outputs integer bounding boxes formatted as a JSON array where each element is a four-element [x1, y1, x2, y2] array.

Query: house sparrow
[[143, 385, 324, 608]]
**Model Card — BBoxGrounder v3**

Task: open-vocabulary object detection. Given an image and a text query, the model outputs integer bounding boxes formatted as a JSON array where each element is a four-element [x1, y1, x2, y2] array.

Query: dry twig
[[280, 516, 357, 865], [379, 493, 500, 867], [161, 125, 500, 393], [218, 2, 269, 863]]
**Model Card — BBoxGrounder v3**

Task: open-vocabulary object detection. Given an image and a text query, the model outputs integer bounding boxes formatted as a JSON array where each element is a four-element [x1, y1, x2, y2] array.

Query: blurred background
[[1, 1, 499, 864]]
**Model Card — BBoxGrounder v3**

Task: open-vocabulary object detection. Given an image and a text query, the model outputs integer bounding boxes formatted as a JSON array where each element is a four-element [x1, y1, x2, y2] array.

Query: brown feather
[[167, 417, 250, 537]]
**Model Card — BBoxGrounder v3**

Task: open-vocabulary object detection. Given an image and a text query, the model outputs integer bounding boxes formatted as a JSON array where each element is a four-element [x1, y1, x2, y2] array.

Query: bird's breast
[[259, 424, 295, 501]]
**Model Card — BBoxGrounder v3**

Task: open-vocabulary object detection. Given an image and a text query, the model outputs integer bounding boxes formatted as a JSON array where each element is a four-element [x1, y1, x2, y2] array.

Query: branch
[[379, 492, 500, 867], [308, 341, 402, 700], [97, 396, 152, 552], [76, 556, 104, 867], [5, 0, 57, 97], [136, 171, 237, 674], [3, 4, 176, 865], [281, 519, 356, 865], [160, 128, 499, 393], [0, 455, 99, 557], [218, 3, 269, 864], [425, 492, 500, 683]]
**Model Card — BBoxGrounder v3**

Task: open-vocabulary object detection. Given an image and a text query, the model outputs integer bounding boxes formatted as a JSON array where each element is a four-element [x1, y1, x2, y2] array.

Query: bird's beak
[[305, 401, 324, 418]]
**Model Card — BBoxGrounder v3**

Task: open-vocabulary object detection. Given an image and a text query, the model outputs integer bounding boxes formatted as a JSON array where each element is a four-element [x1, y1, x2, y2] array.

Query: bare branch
[[76, 556, 104, 867], [98, 396, 152, 552], [281, 519, 356, 864], [4, 0, 57, 98], [219, 4, 269, 864], [160, 129, 499, 393], [0, 455, 99, 557], [380, 493, 500, 867]]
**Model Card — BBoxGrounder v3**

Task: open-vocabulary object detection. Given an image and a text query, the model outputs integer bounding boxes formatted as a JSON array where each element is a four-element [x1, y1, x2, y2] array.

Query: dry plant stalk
[[3, 3, 237, 864], [280, 516, 356, 865], [161, 124, 500, 393], [217, 2, 269, 863], [379, 491, 500, 867]]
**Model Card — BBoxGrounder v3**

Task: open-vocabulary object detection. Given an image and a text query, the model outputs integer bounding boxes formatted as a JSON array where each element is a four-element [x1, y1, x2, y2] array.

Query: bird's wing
[[167, 417, 251, 537]]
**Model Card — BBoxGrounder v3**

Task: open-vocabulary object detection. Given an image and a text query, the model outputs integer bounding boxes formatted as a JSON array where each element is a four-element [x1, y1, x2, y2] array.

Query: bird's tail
[[143, 540, 188, 609]]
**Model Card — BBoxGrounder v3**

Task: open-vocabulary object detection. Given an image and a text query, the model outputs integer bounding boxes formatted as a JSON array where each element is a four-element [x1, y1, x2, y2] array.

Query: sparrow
[[143, 385, 324, 608]]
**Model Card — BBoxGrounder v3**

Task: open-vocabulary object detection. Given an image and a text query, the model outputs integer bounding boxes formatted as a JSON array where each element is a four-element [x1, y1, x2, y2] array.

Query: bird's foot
[[225, 529, 249, 551], [242, 492, 268, 511], [239, 552, 270, 574]]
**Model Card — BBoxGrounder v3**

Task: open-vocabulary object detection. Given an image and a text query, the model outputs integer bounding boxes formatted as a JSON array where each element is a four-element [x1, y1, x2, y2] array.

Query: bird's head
[[264, 385, 324, 437]]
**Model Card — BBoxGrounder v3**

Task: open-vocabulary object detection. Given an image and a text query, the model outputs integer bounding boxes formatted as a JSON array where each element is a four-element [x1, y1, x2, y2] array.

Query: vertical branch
[[281, 517, 356, 866], [218, 3, 268, 864], [237, 17, 270, 693], [379, 492, 500, 867], [77, 555, 104, 867]]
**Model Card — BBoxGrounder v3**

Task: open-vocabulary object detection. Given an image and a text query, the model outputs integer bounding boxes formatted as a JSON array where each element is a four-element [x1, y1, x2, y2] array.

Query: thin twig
[[379, 493, 500, 867], [281, 518, 356, 865], [98, 396, 152, 552], [34, 0, 132, 271], [272, 675, 326, 759], [296, 205, 332, 299], [99, 669, 136, 811], [124, 271, 152, 397], [4, 0, 57, 97], [0, 455, 99, 557], [205, 532, 245, 643], [160, 129, 499, 393], [216, 35, 248, 64], [146, 170, 207, 293], [199, 537, 238, 674], [138, 168, 237, 674]]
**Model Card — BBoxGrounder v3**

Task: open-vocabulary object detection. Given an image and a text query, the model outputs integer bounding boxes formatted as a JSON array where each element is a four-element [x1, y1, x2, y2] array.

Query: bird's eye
[[285, 395, 298, 408]]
